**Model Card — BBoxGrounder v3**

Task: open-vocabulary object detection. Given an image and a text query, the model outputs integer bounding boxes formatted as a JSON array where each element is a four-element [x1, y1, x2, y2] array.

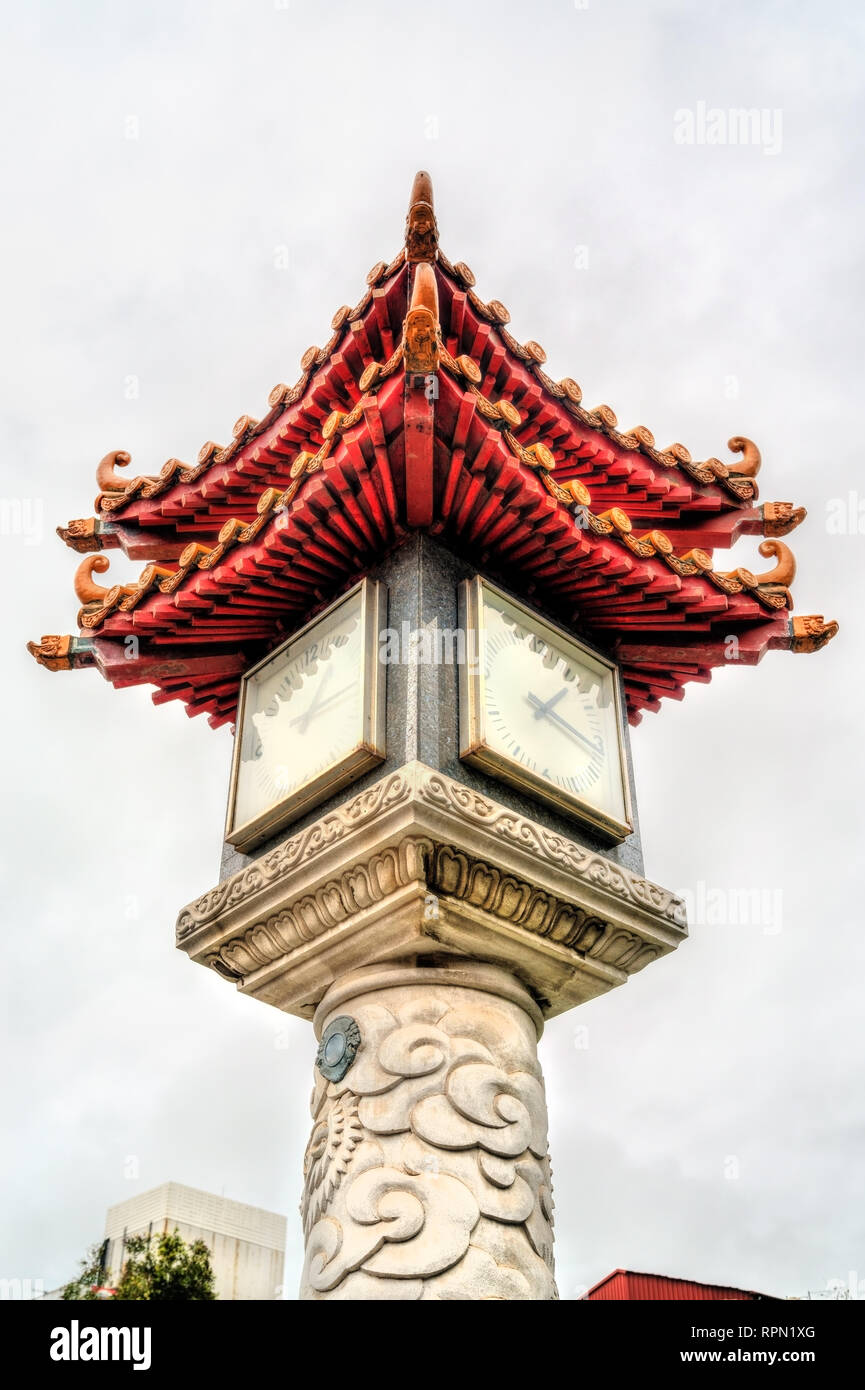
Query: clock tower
[[30, 171, 837, 1300]]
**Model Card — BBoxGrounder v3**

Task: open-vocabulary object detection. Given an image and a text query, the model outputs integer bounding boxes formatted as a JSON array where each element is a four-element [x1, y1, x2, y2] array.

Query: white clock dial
[[227, 581, 386, 849], [460, 580, 631, 839]]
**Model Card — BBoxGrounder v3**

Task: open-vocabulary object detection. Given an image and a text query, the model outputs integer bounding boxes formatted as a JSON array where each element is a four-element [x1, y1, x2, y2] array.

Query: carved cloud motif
[[300, 987, 557, 1300]]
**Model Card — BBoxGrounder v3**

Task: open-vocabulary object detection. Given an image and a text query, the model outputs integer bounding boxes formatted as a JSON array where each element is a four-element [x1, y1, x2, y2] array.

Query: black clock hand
[[292, 664, 334, 733], [527, 691, 604, 756], [290, 681, 354, 730], [531, 686, 568, 720]]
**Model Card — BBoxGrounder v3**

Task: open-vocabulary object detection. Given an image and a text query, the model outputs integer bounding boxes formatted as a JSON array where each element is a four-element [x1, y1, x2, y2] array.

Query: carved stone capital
[[177, 763, 687, 1020]]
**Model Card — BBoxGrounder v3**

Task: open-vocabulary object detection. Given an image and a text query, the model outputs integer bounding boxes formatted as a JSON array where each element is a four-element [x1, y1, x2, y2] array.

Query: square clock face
[[458, 577, 633, 841], [225, 579, 386, 851]]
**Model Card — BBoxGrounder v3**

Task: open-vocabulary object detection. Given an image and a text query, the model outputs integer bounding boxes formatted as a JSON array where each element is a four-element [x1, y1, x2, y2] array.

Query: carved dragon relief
[[26, 634, 74, 672], [762, 502, 806, 537], [57, 518, 103, 553], [300, 986, 557, 1300]]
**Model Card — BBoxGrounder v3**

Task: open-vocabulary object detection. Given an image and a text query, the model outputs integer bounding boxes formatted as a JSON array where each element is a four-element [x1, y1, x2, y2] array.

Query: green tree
[[63, 1230, 217, 1301], [61, 1241, 111, 1300], [114, 1231, 217, 1301]]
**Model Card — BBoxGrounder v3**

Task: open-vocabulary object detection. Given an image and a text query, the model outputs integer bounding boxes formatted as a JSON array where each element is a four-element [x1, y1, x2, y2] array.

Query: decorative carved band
[[177, 771, 414, 938], [429, 845, 663, 974], [200, 832, 668, 996], [177, 763, 685, 939], [206, 838, 431, 983], [416, 770, 685, 927], [177, 763, 686, 1019]]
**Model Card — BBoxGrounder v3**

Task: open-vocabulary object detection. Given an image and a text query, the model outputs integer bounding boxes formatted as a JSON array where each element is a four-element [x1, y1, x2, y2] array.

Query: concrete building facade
[[104, 1183, 286, 1301]]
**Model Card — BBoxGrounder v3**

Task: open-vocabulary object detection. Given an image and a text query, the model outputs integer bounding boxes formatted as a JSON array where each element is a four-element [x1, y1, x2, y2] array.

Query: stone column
[[178, 762, 687, 1301], [299, 962, 557, 1301]]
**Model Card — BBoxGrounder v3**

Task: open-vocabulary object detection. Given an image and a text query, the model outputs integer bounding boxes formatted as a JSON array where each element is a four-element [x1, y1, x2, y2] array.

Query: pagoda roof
[[29, 171, 836, 726]]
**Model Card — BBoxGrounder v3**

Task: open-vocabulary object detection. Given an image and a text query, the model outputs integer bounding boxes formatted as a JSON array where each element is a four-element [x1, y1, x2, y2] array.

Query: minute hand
[[293, 663, 334, 733], [290, 682, 354, 730], [526, 692, 603, 756]]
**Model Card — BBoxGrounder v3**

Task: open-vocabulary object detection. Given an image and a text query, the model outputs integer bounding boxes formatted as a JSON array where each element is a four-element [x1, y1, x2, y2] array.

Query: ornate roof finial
[[26, 634, 74, 672], [762, 502, 806, 537], [405, 170, 438, 263], [727, 436, 762, 478], [754, 538, 796, 588], [404, 262, 440, 373], [74, 554, 111, 605], [96, 449, 133, 493], [791, 615, 839, 653]]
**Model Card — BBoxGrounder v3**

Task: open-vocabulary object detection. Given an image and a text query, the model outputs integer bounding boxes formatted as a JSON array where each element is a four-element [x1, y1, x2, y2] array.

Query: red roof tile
[[29, 172, 836, 727]]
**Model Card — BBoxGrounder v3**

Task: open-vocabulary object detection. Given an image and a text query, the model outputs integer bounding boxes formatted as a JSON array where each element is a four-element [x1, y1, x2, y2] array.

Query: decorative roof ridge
[[28, 171, 838, 720], [434, 249, 764, 506], [71, 400, 374, 630], [424, 353, 803, 614], [65, 270, 825, 637], [85, 249, 407, 523], [405, 170, 438, 263], [70, 377, 803, 637], [59, 177, 786, 547], [498, 421, 794, 614], [404, 262, 440, 374]]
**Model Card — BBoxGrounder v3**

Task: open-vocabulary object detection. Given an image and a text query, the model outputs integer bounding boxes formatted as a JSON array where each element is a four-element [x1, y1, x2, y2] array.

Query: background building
[[104, 1183, 286, 1301]]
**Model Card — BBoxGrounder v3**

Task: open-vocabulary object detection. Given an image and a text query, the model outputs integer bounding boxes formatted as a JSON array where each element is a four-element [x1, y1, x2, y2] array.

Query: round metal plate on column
[[315, 1016, 361, 1083]]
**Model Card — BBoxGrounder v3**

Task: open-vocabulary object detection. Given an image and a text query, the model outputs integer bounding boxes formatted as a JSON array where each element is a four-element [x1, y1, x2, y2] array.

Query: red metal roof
[[584, 1268, 774, 1301]]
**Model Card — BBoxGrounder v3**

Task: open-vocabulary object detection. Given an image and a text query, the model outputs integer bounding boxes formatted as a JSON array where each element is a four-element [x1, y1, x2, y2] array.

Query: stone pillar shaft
[[300, 963, 557, 1300], [178, 762, 687, 1299]]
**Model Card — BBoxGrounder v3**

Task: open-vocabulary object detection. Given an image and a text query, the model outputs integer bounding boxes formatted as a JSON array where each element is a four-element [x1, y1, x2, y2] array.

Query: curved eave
[[90, 254, 409, 531], [30, 368, 835, 727], [60, 246, 777, 554], [433, 253, 761, 513], [33, 171, 835, 729]]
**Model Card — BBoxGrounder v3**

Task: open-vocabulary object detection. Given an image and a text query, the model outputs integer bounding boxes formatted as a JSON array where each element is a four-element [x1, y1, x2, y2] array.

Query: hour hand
[[290, 681, 353, 730], [531, 686, 567, 720], [527, 691, 603, 756]]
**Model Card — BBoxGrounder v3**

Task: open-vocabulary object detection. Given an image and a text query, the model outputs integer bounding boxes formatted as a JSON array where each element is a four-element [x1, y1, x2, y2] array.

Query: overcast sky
[[1, 0, 863, 1301]]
